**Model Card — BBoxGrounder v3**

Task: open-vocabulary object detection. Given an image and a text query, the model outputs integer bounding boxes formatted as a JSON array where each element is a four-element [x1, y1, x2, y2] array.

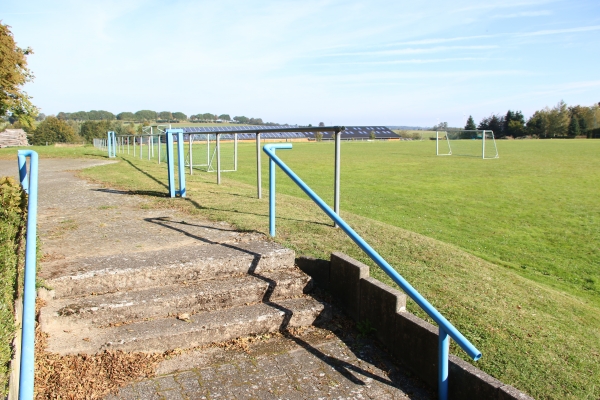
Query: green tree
[[369, 130, 376, 140], [464, 115, 476, 130], [31, 117, 76, 144], [218, 114, 231, 121], [0, 23, 37, 127], [117, 112, 136, 121], [80, 120, 112, 142], [478, 114, 504, 137], [546, 101, 569, 137], [315, 131, 323, 141], [158, 111, 172, 121], [526, 111, 548, 138], [172, 112, 187, 121], [233, 116, 249, 124], [134, 110, 157, 121], [568, 117, 581, 137]]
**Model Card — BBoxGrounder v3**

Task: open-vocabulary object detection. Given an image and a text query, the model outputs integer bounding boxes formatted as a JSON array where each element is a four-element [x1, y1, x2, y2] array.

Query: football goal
[[185, 134, 238, 173], [435, 130, 499, 159]]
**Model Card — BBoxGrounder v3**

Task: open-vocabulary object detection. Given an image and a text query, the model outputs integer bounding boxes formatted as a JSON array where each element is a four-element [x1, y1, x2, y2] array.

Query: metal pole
[[148, 136, 151, 160], [217, 133, 221, 185], [17, 150, 38, 400], [439, 327, 449, 400], [234, 133, 238, 171], [158, 134, 161, 164], [334, 129, 341, 228], [166, 132, 175, 197], [256, 132, 262, 198], [189, 134, 193, 175], [177, 130, 186, 197], [269, 154, 276, 236], [127, 136, 130, 155]]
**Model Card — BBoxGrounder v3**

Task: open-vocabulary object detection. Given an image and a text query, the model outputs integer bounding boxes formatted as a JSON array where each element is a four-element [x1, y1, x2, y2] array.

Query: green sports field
[[227, 139, 600, 302], [1, 138, 599, 398]]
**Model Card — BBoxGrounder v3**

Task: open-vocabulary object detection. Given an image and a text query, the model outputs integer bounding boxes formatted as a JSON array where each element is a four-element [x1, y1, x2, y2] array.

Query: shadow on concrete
[[142, 215, 429, 398]]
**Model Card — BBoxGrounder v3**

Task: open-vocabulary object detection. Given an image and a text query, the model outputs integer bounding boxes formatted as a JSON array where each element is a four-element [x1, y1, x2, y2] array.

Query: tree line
[[47, 110, 270, 125], [434, 101, 600, 139]]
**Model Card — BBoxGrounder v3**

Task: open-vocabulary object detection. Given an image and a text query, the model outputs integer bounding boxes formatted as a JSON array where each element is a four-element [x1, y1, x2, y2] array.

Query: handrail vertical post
[[256, 132, 261, 198], [334, 129, 341, 228], [269, 151, 276, 236], [166, 131, 175, 197], [158, 134, 161, 164], [216, 133, 221, 185], [177, 130, 186, 197], [17, 150, 38, 400], [133, 136, 136, 157], [439, 326, 449, 400]]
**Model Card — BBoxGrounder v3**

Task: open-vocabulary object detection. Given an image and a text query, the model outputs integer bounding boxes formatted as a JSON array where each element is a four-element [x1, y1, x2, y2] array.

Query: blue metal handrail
[[263, 143, 481, 400], [17, 150, 39, 400]]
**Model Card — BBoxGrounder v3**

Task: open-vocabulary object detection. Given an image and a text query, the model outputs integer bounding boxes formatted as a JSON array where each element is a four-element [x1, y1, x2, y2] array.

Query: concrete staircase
[[39, 238, 330, 355]]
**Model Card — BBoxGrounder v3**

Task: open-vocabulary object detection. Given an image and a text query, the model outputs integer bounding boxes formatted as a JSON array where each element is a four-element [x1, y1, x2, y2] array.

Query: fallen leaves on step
[[177, 313, 191, 322], [34, 298, 166, 399]]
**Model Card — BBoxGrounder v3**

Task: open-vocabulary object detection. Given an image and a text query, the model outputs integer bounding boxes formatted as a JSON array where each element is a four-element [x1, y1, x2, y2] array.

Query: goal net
[[186, 134, 238, 173], [435, 130, 499, 159]]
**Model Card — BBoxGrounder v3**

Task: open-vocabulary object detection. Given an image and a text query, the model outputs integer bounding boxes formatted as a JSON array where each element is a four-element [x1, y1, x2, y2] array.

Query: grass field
[[1, 139, 599, 398]]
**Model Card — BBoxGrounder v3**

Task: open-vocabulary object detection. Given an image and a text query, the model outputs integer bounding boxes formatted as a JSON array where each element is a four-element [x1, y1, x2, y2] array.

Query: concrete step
[[45, 297, 330, 355], [44, 241, 296, 298], [40, 269, 312, 328]]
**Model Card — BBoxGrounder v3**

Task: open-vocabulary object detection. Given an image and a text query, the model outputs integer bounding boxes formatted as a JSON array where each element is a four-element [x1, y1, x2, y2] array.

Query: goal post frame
[[435, 130, 499, 159]]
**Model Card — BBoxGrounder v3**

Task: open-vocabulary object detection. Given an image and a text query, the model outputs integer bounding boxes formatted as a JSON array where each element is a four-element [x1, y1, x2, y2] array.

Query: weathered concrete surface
[[0, 159, 432, 399], [46, 297, 330, 354], [106, 326, 433, 400], [40, 269, 312, 327], [44, 241, 296, 298]]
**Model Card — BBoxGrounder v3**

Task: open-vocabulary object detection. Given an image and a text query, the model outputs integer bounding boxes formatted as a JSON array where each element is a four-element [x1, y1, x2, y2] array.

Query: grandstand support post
[[334, 129, 341, 228], [234, 133, 238, 171], [256, 132, 262, 199], [189, 134, 193, 175], [216, 133, 221, 185]]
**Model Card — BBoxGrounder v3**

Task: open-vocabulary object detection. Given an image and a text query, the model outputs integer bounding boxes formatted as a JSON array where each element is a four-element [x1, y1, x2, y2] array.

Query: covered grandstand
[[176, 125, 398, 141]]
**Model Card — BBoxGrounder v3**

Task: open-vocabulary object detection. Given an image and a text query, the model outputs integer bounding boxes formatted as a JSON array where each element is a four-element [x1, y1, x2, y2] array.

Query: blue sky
[[2, 0, 599, 126]]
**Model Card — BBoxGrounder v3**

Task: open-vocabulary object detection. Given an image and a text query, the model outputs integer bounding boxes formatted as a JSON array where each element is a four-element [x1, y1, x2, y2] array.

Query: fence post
[[17, 150, 39, 400], [165, 129, 186, 197], [266, 144, 292, 237], [256, 132, 262, 198], [177, 130, 186, 197], [334, 129, 341, 227], [216, 133, 221, 185]]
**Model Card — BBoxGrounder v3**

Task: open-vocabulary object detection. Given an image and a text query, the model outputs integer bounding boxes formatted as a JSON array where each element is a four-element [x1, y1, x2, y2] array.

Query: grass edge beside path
[[0, 177, 27, 396], [78, 157, 600, 400]]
